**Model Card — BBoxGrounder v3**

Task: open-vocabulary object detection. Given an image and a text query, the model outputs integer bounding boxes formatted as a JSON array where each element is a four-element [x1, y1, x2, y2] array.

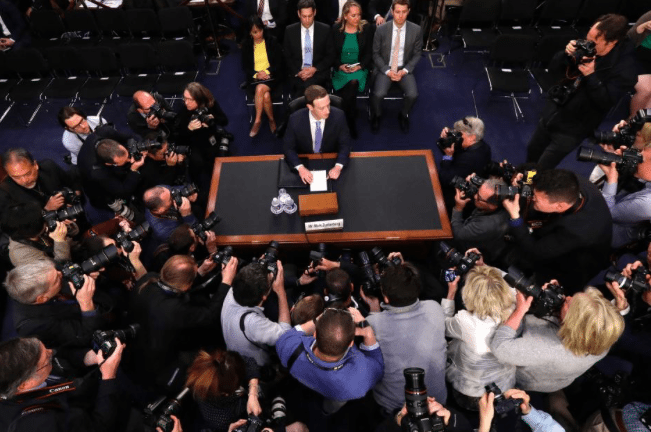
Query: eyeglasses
[[183, 96, 195, 102], [462, 117, 470, 126], [67, 117, 86, 130], [35, 349, 54, 373]]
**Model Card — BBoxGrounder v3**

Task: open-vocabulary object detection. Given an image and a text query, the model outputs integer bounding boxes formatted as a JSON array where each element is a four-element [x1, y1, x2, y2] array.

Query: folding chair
[[156, 40, 198, 101], [5, 48, 53, 125]]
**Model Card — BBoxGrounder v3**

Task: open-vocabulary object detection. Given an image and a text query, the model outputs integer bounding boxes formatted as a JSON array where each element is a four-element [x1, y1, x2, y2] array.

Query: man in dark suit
[[370, 0, 422, 133], [0, 0, 31, 50], [246, 0, 285, 40], [126, 90, 173, 138], [283, 0, 335, 98], [284, 85, 351, 184]]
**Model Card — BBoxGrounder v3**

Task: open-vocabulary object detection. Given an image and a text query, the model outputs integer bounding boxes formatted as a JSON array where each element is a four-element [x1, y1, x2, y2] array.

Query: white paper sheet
[[310, 170, 328, 192]]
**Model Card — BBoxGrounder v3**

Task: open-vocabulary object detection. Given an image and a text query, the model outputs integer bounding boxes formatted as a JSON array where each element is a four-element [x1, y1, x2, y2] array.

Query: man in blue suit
[[283, 85, 351, 184]]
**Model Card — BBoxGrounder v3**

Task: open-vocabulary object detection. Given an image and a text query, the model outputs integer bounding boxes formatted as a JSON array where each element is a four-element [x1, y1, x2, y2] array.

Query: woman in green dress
[[331, 0, 374, 138]]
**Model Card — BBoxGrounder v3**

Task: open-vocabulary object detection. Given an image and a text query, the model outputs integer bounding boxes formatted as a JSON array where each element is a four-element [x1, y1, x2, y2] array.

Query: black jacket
[[283, 21, 335, 77], [126, 92, 173, 138], [541, 38, 638, 137], [438, 140, 492, 187], [241, 33, 284, 83], [172, 103, 229, 149], [331, 22, 374, 71]]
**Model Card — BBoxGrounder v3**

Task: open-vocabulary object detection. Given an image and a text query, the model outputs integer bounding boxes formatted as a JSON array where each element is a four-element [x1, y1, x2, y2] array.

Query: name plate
[[305, 219, 344, 232]]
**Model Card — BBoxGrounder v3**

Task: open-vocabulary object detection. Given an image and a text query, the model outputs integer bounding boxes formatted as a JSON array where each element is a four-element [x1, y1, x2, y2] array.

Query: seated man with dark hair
[[283, 85, 351, 184], [126, 90, 174, 138], [221, 262, 291, 367], [362, 255, 447, 414], [0, 336, 127, 432], [4, 260, 112, 349], [2, 202, 72, 267], [143, 185, 198, 246], [502, 169, 613, 291]]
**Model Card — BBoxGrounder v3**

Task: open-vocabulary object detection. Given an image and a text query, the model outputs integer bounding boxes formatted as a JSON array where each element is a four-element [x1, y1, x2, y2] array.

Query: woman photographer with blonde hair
[[442, 261, 516, 410], [490, 285, 624, 393]]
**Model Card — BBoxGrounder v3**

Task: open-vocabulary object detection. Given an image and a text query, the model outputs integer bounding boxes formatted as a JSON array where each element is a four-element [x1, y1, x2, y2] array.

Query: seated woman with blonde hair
[[442, 262, 516, 410]]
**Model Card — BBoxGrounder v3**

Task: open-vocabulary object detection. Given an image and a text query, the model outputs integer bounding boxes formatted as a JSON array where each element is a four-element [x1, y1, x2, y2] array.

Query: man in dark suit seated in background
[[283, 0, 335, 98], [284, 85, 351, 184], [370, 0, 421, 133]]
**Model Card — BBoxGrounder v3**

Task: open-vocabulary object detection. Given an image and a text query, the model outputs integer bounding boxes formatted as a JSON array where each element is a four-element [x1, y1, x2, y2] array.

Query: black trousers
[[526, 120, 583, 169]]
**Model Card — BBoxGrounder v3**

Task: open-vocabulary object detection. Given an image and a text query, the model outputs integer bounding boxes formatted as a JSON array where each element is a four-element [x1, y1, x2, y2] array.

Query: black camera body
[[126, 138, 162, 161], [257, 241, 280, 278], [494, 183, 534, 201], [92, 324, 139, 357], [191, 106, 214, 127], [485, 382, 523, 418], [605, 266, 650, 294], [450, 175, 485, 198], [504, 266, 566, 318], [170, 183, 198, 207], [577, 146, 643, 176], [233, 415, 265, 432], [439, 242, 480, 278], [595, 109, 651, 149], [437, 130, 463, 151], [144, 388, 189, 432], [114, 222, 150, 253], [60, 244, 120, 289], [486, 161, 516, 183], [359, 250, 383, 298], [212, 245, 234, 265], [571, 39, 597, 63], [166, 142, 191, 156], [402, 368, 445, 432], [191, 211, 221, 242], [309, 243, 327, 278], [148, 103, 177, 122], [370, 247, 401, 269], [53, 187, 81, 205], [43, 204, 84, 232]]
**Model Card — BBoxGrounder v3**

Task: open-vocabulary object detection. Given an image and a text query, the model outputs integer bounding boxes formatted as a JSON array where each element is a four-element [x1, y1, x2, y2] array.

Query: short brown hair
[[391, 0, 409, 10], [291, 294, 325, 326], [160, 255, 197, 292], [305, 85, 328, 106], [186, 349, 246, 400], [594, 14, 628, 43], [184, 82, 215, 109], [315, 308, 355, 357]]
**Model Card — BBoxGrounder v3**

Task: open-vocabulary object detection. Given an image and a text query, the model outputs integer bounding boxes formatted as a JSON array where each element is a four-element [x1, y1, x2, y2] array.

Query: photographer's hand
[[502, 193, 521, 219], [454, 188, 471, 211], [427, 397, 451, 425], [188, 118, 202, 131], [578, 58, 596, 76], [146, 115, 160, 129], [478, 392, 495, 432], [360, 285, 381, 312], [387, 252, 404, 264], [157, 415, 183, 432], [298, 270, 317, 286], [443, 145, 455, 157], [71, 275, 96, 313], [197, 255, 217, 277], [505, 291, 533, 330], [128, 241, 147, 280], [221, 257, 238, 286], [465, 248, 484, 266], [165, 151, 180, 166], [605, 279, 629, 312], [48, 221, 68, 243], [446, 274, 460, 300], [97, 338, 124, 380], [247, 378, 262, 416], [315, 257, 340, 271], [204, 231, 218, 254], [565, 40, 577, 56], [130, 156, 146, 172], [504, 389, 531, 415], [351, 307, 377, 345], [178, 197, 192, 217], [274, 261, 291, 325], [44, 193, 65, 211], [228, 420, 247, 432]]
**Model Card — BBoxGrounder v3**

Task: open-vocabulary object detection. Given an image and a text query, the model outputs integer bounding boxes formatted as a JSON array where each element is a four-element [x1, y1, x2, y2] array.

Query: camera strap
[[239, 311, 271, 352], [9, 379, 79, 403]]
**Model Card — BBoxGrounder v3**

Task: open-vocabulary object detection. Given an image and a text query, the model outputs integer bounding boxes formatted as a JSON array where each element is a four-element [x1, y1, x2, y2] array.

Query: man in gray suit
[[370, 0, 422, 133]]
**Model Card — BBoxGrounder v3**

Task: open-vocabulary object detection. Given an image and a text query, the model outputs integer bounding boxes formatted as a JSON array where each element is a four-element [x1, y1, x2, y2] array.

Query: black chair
[[29, 10, 66, 47], [125, 8, 163, 42], [456, 0, 501, 54], [77, 46, 122, 116], [619, 0, 651, 24], [243, 82, 284, 125], [123, 0, 155, 9], [496, 0, 538, 37], [156, 40, 198, 100], [574, 0, 621, 34], [484, 34, 537, 120], [275, 95, 343, 138], [64, 9, 101, 46], [115, 43, 160, 98], [154, 0, 184, 8], [41, 46, 88, 105], [158, 7, 195, 43], [5, 48, 53, 125], [535, 0, 582, 38], [0, 52, 19, 124], [529, 34, 573, 94], [94, 8, 132, 46]]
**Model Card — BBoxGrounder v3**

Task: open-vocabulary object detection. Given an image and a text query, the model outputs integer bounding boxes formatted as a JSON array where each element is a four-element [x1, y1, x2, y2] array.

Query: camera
[[437, 129, 463, 151], [549, 79, 582, 106], [233, 415, 265, 432], [144, 388, 190, 432], [594, 109, 651, 149], [309, 243, 327, 278], [126, 137, 162, 161], [439, 242, 480, 279], [402, 368, 445, 432], [108, 199, 135, 221], [486, 161, 516, 184], [166, 142, 191, 156], [604, 266, 650, 295], [43, 204, 84, 232], [92, 324, 139, 357], [359, 251, 383, 298], [570, 39, 596, 63], [148, 103, 177, 122], [60, 244, 120, 289], [503, 266, 566, 318], [52, 187, 80, 205], [191, 211, 221, 242], [450, 175, 484, 198], [577, 146, 643, 175], [191, 106, 215, 127], [114, 222, 150, 253], [210, 128, 234, 158], [257, 240, 280, 278], [370, 247, 401, 269], [171, 183, 198, 207], [484, 383, 523, 418], [494, 183, 534, 201], [212, 245, 234, 265]]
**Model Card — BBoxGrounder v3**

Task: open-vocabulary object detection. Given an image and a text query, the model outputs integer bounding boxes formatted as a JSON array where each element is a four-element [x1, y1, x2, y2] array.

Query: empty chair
[[497, 0, 538, 37], [158, 7, 195, 43], [0, 51, 19, 124], [535, 0, 582, 38], [574, 0, 621, 33], [94, 8, 131, 46], [456, 0, 501, 53], [125, 8, 163, 42], [29, 10, 66, 47], [529, 34, 573, 94], [5, 48, 53, 125], [156, 40, 198, 98], [41, 46, 88, 105], [115, 43, 160, 97], [64, 9, 101, 45], [484, 34, 537, 120], [77, 46, 122, 114]]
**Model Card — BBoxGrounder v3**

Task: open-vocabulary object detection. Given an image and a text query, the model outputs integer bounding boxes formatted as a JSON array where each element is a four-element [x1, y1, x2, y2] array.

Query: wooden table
[[206, 150, 451, 246]]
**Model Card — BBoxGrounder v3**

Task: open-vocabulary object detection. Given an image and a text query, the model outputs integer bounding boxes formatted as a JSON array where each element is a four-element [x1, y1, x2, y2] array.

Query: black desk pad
[[214, 155, 442, 236]]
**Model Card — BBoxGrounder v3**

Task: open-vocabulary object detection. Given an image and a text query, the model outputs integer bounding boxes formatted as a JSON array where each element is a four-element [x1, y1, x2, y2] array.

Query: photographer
[[143, 185, 199, 246], [526, 14, 638, 169], [361, 256, 447, 414], [221, 261, 291, 367], [58, 106, 106, 165], [378, 396, 470, 432], [138, 135, 189, 195], [130, 254, 236, 390], [4, 260, 113, 349], [501, 169, 612, 291], [127, 90, 174, 138], [477, 389, 565, 432], [0, 336, 128, 432], [3, 202, 72, 267], [598, 141, 651, 247], [489, 285, 623, 393], [450, 175, 510, 264], [0, 148, 82, 218]]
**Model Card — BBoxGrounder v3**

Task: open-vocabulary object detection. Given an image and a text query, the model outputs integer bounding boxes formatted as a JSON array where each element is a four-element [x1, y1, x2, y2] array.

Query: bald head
[[143, 186, 171, 214], [134, 91, 156, 112]]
